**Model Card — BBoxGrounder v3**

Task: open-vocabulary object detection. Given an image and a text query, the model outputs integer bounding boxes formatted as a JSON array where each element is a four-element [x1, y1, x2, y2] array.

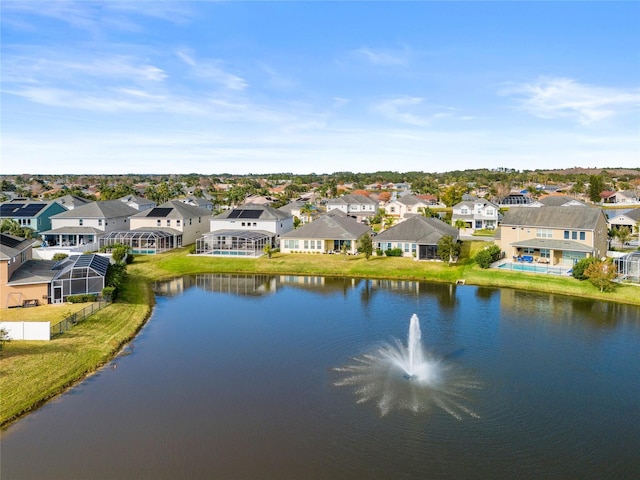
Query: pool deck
[[493, 259, 573, 276]]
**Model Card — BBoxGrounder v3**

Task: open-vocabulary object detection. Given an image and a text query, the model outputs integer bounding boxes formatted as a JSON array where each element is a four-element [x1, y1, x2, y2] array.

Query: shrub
[[385, 248, 403, 257], [475, 245, 502, 269], [52, 253, 69, 261], [376, 248, 384, 256], [572, 257, 598, 280], [67, 294, 98, 303], [102, 286, 117, 302], [189, 244, 197, 254]]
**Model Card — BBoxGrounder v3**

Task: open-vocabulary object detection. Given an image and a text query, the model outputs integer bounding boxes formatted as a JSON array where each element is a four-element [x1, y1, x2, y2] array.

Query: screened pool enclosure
[[99, 230, 179, 254], [196, 230, 271, 257], [615, 251, 640, 283], [51, 254, 109, 304]]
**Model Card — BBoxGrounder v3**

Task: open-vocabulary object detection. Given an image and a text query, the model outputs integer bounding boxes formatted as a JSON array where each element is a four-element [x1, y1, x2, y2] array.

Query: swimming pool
[[497, 262, 570, 275]]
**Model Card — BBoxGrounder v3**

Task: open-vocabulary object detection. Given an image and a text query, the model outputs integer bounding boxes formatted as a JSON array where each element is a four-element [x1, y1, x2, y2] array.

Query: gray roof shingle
[[281, 214, 370, 240], [375, 216, 459, 244], [500, 206, 605, 230]]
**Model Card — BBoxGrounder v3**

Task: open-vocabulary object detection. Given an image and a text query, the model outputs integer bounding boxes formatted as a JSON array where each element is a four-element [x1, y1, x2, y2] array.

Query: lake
[[2, 274, 639, 479]]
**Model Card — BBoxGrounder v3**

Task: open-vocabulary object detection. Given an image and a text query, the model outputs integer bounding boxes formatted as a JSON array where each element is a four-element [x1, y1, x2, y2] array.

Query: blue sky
[[1, 1, 639, 175]]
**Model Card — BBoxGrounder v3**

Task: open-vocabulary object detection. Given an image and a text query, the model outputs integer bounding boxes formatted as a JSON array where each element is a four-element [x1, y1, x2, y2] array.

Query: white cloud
[[353, 46, 410, 66], [1, 0, 192, 32], [374, 96, 454, 126], [503, 77, 640, 125], [176, 50, 247, 91]]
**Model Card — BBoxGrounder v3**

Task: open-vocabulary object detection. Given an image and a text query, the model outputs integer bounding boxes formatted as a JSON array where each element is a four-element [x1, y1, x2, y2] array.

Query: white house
[[384, 194, 440, 219], [326, 194, 379, 222], [119, 194, 156, 211], [196, 205, 293, 257], [42, 200, 139, 251], [452, 195, 500, 232]]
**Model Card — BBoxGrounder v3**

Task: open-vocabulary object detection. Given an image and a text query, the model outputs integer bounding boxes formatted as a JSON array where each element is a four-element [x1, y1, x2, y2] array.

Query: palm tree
[[454, 219, 467, 236]]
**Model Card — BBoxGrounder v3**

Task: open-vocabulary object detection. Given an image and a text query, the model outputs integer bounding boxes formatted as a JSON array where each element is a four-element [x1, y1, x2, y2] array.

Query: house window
[[167, 220, 171, 227], [253, 223, 257, 226], [486, 209, 494, 215], [404, 243, 410, 252], [540, 249, 550, 258], [461, 208, 468, 214], [564, 231, 570, 239], [176, 219, 181, 227], [79, 219, 83, 226], [157, 219, 161, 226], [98, 219, 103, 226], [317, 240, 322, 249], [390, 207, 396, 213], [523, 247, 535, 254], [536, 229, 552, 239], [580, 232, 585, 241], [571, 231, 577, 240], [189, 218, 192, 225], [304, 240, 309, 249], [284, 239, 299, 249], [242, 222, 246, 227]]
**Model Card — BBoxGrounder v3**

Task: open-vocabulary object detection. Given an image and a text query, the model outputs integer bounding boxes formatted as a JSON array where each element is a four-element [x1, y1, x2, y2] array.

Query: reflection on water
[[153, 274, 460, 307], [499, 288, 640, 327], [4, 276, 639, 480]]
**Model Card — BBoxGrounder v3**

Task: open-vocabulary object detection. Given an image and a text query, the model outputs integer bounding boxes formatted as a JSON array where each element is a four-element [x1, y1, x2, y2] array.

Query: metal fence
[[50, 300, 109, 337]]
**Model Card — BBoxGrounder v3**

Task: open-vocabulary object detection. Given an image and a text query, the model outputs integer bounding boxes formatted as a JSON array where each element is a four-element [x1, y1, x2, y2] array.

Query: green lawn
[[1, 303, 89, 322], [0, 273, 152, 426], [2, 241, 638, 427]]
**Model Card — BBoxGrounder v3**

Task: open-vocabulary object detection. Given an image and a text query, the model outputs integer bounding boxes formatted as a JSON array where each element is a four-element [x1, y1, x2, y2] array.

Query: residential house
[[0, 199, 67, 236], [1, 233, 50, 308], [179, 196, 214, 212], [119, 194, 156, 211], [280, 211, 371, 255], [196, 204, 293, 257], [374, 216, 459, 260], [601, 190, 640, 205], [1, 233, 108, 307], [451, 196, 500, 232], [326, 194, 379, 222], [384, 194, 440, 219], [278, 201, 317, 225], [102, 200, 212, 253], [607, 208, 640, 232], [536, 195, 588, 207], [497, 206, 609, 266], [54, 195, 93, 211], [42, 200, 139, 251]]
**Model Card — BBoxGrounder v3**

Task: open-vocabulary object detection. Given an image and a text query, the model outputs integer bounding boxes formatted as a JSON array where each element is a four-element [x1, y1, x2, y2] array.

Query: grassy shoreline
[[2, 244, 638, 428]]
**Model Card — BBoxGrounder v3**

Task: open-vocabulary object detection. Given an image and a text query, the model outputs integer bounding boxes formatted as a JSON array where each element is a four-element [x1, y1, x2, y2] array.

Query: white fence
[[32, 242, 101, 260], [0, 322, 50, 341]]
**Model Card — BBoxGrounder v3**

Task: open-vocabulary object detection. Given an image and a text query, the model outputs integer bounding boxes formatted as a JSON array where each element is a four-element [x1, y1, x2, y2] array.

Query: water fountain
[[334, 314, 480, 418]]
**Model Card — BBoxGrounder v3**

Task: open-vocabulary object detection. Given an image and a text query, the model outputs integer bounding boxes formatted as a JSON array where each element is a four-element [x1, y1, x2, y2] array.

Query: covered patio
[[196, 230, 271, 257], [99, 229, 179, 254], [507, 238, 594, 266], [41, 226, 101, 249]]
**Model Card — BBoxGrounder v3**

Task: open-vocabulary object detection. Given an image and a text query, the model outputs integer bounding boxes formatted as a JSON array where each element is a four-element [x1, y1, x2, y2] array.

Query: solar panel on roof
[[148, 207, 173, 217], [1, 204, 24, 215], [0, 234, 23, 248], [238, 210, 262, 219], [227, 210, 241, 218], [19, 204, 46, 216]]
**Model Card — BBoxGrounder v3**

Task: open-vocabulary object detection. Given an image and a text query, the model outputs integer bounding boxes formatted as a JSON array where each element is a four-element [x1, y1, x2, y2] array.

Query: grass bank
[[0, 273, 152, 427], [2, 242, 638, 427], [130, 245, 640, 306]]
